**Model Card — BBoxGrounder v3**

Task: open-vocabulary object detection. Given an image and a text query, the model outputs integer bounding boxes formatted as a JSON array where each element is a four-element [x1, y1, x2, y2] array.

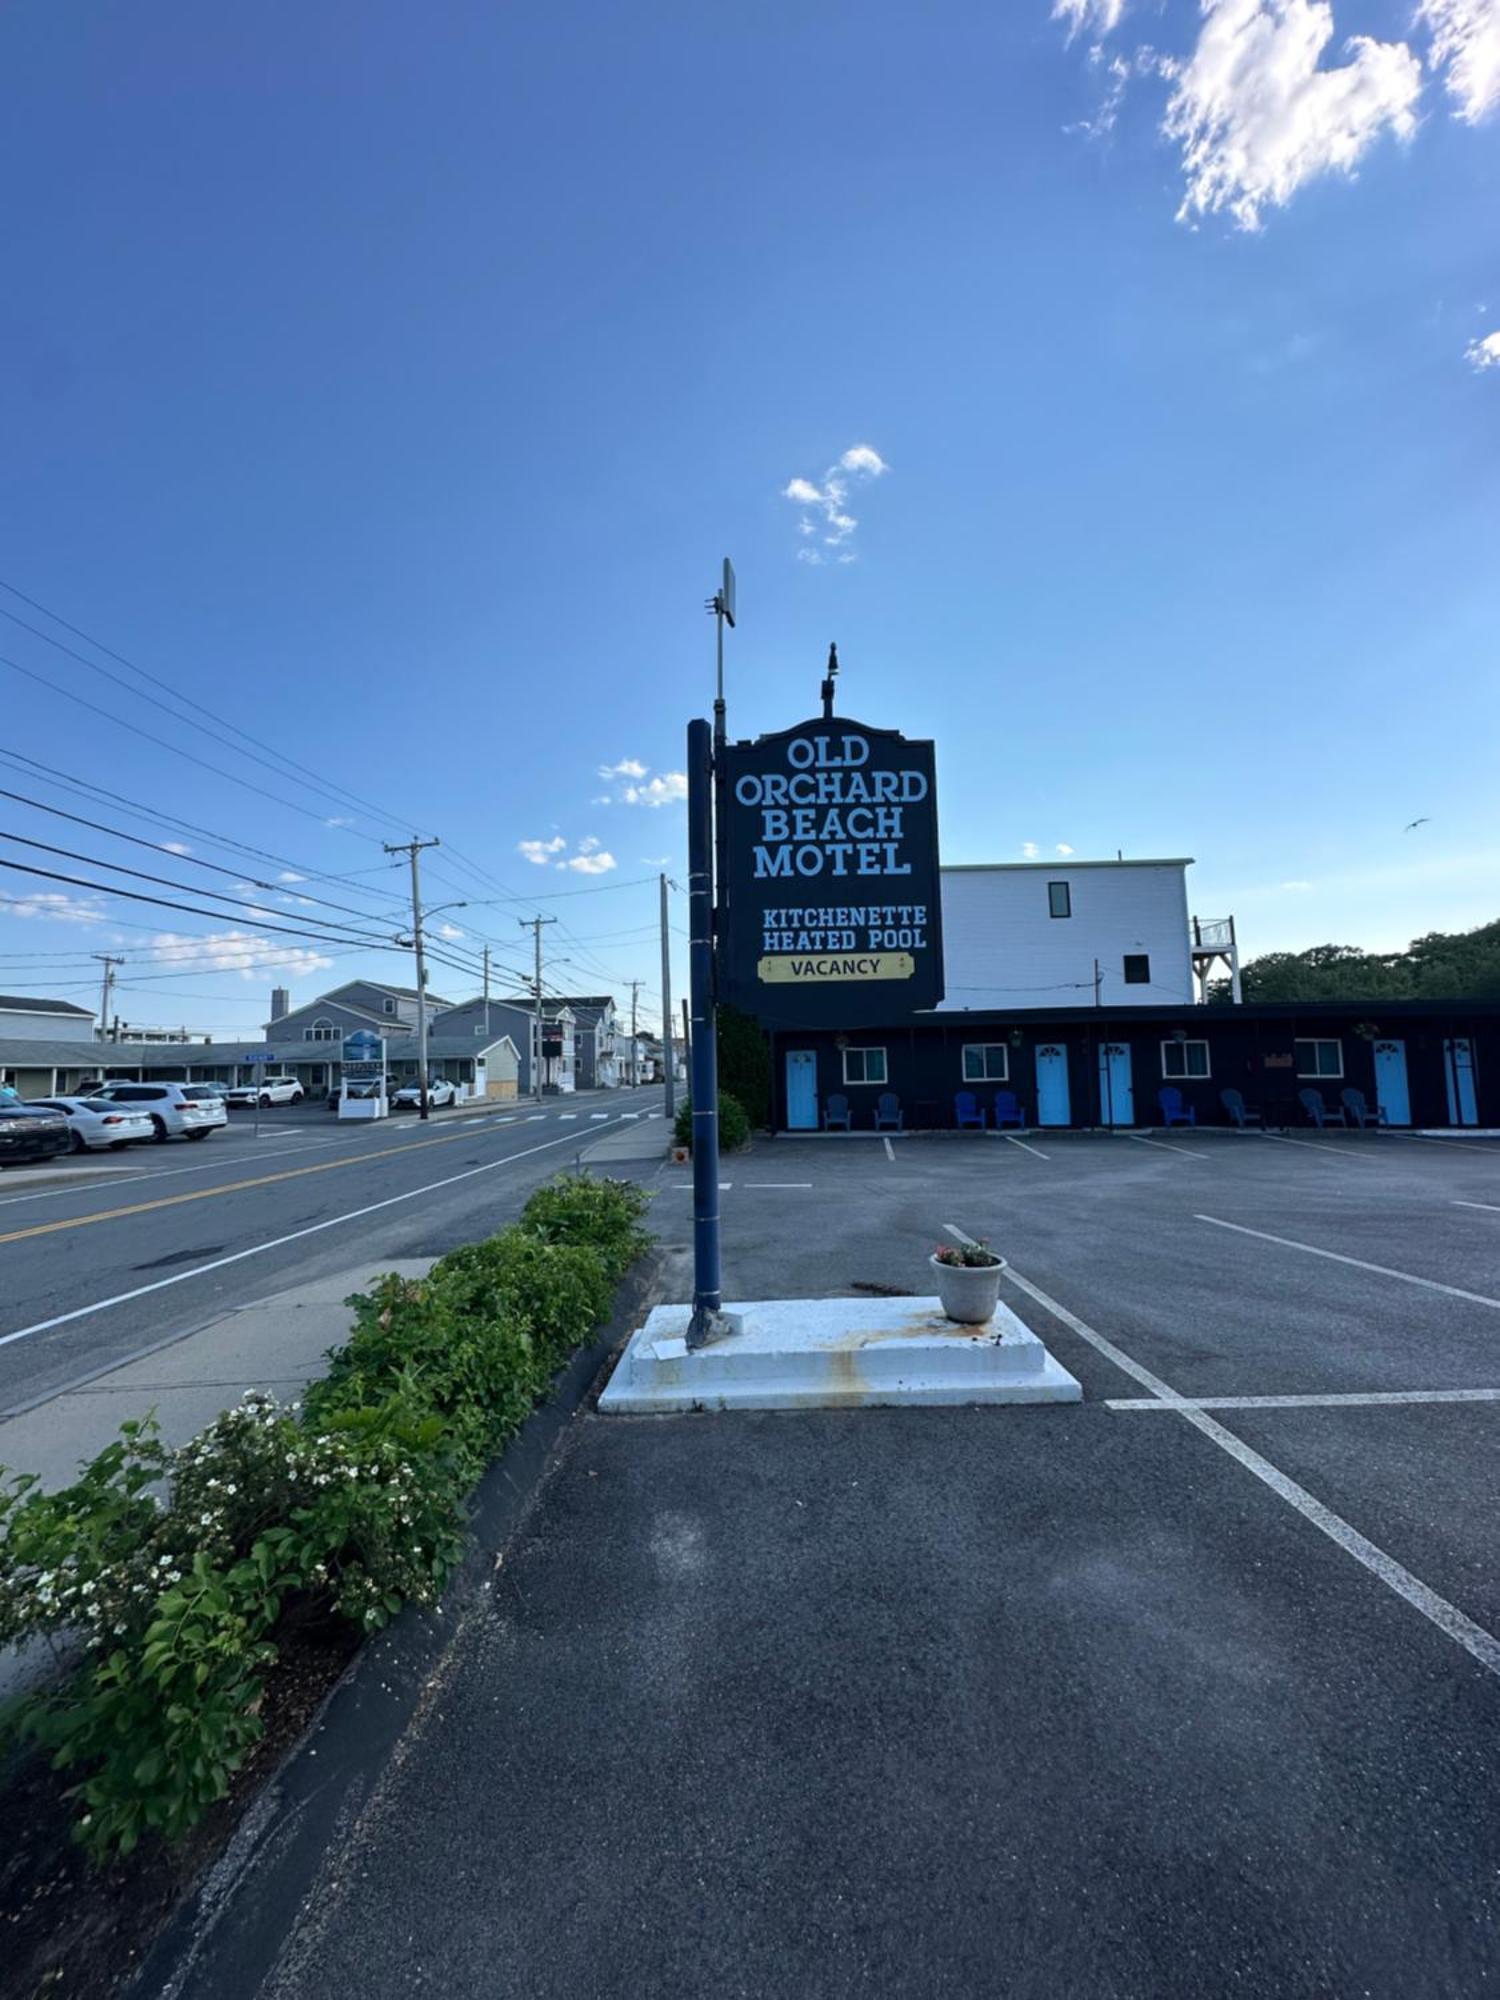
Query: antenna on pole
[[821, 642, 839, 720]]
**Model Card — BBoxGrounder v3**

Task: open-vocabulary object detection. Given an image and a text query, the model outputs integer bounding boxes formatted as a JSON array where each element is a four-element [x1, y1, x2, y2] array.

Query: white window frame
[[961, 1044, 1010, 1083], [303, 1017, 338, 1044], [841, 1046, 888, 1086], [1295, 1038, 1343, 1080], [1047, 881, 1071, 919], [383, 997, 397, 1015], [1160, 1039, 1210, 1081]]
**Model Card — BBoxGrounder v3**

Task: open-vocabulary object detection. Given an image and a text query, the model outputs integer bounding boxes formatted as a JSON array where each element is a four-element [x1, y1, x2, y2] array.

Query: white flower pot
[[930, 1252, 1005, 1325]]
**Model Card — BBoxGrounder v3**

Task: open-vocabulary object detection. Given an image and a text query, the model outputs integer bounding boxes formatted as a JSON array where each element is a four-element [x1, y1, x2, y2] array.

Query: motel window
[[1295, 1038, 1343, 1079], [303, 1017, 338, 1043], [1047, 881, 1071, 919], [1161, 1040, 1210, 1080], [842, 1046, 888, 1086], [962, 1044, 1010, 1083], [383, 997, 397, 1015], [1123, 954, 1150, 985]]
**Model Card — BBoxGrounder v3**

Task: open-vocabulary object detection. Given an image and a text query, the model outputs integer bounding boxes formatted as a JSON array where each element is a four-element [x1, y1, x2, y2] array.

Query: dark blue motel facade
[[761, 999, 1498, 1133]]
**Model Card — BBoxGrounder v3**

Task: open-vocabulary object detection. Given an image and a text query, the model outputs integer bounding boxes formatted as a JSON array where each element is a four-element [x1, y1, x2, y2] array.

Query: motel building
[[752, 859, 1495, 1135]]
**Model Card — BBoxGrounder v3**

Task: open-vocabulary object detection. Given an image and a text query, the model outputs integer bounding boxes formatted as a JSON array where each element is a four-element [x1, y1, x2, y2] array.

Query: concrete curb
[[128, 1252, 665, 2000]]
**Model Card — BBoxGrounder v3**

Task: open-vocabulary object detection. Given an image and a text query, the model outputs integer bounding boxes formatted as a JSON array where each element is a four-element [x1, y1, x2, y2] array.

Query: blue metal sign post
[[686, 715, 735, 1350]]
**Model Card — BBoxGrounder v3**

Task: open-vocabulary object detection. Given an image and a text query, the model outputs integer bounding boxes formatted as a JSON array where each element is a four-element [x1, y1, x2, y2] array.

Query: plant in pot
[[930, 1240, 1005, 1324]]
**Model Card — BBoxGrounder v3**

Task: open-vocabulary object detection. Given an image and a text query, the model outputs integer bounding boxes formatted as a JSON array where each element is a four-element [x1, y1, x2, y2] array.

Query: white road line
[[1003, 1264, 1500, 1680], [0, 1132, 382, 1210], [590, 1113, 608, 1120], [526, 1114, 546, 1122], [560, 1113, 578, 1121], [1408, 1133, 1500, 1150], [1126, 1133, 1212, 1161], [0, 1117, 635, 1352], [1455, 1200, 1500, 1214], [1195, 1215, 1500, 1310], [883, 1136, 895, 1162], [1256, 1133, 1382, 1164], [647, 1112, 662, 1120], [1001, 1133, 1050, 1160], [746, 1182, 813, 1189], [622, 1113, 640, 1121], [1106, 1388, 1500, 1411]]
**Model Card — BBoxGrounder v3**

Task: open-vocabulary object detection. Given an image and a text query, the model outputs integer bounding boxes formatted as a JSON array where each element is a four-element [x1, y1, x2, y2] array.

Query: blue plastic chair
[[1158, 1086, 1196, 1128], [874, 1091, 903, 1132], [1341, 1087, 1386, 1130], [824, 1092, 852, 1132], [1220, 1088, 1262, 1129], [992, 1090, 1026, 1129], [1299, 1087, 1347, 1128], [954, 1090, 985, 1131]]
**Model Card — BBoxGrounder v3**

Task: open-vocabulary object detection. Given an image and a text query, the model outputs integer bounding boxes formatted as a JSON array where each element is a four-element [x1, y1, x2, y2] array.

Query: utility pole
[[93, 955, 124, 1043], [626, 979, 642, 1087], [660, 874, 675, 1119], [385, 836, 441, 1120], [518, 915, 556, 1100], [482, 944, 491, 1004]]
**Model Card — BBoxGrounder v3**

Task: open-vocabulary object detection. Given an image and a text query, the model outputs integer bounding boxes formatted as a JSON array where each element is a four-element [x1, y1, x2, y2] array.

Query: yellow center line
[[0, 1125, 487, 1246]]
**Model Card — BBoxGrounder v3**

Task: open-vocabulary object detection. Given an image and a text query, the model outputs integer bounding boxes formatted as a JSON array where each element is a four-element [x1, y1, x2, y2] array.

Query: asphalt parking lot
[[188, 1128, 1500, 1999]]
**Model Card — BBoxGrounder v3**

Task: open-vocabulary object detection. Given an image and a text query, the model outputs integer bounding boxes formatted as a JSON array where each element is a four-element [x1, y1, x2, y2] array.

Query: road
[[0, 1087, 663, 1415]]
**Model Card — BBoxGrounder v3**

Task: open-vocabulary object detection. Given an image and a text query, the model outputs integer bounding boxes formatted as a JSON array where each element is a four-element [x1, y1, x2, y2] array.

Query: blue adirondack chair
[[874, 1091, 903, 1132], [1299, 1087, 1347, 1128], [824, 1092, 852, 1131], [1341, 1086, 1386, 1130], [954, 1090, 985, 1130], [992, 1089, 1026, 1129], [1220, 1088, 1262, 1129], [1158, 1086, 1196, 1128]]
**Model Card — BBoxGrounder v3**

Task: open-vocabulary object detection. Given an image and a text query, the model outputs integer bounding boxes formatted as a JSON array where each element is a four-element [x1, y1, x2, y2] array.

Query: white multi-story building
[[938, 859, 1195, 1012]]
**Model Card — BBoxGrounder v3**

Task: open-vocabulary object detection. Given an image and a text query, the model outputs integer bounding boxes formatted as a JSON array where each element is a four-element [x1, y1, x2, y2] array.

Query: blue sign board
[[244, 1047, 277, 1064]]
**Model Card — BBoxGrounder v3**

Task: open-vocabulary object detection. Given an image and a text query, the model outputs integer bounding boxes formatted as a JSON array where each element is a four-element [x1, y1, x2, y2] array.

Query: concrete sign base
[[598, 1295, 1081, 1414]]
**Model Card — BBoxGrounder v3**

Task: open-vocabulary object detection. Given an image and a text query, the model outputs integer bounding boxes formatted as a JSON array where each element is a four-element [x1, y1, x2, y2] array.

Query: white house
[[938, 860, 1195, 1012], [0, 995, 97, 1042]]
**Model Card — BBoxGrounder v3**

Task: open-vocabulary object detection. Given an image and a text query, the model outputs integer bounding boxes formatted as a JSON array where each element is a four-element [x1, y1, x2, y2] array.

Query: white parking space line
[[883, 1136, 895, 1162], [1126, 1134, 1212, 1161], [0, 1117, 636, 1352], [590, 1113, 609, 1120], [1003, 1264, 1500, 1680], [1195, 1215, 1500, 1311], [746, 1182, 813, 1189], [1107, 1388, 1500, 1411], [526, 1114, 546, 1122], [623, 1113, 640, 1121], [1257, 1134, 1383, 1164], [1001, 1133, 1050, 1160], [560, 1114, 577, 1121], [1455, 1200, 1500, 1214]]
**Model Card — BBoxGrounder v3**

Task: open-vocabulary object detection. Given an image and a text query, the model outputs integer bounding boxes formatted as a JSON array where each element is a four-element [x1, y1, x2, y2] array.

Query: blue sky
[[1, 0, 1496, 1035]]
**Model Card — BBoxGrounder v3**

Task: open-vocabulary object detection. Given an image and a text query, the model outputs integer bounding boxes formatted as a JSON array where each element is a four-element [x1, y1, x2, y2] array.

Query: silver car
[[27, 1095, 156, 1151], [86, 1082, 229, 1143]]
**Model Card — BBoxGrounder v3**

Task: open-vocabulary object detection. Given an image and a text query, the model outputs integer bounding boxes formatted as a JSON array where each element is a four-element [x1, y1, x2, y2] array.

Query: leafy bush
[[672, 1090, 750, 1154], [0, 1172, 652, 1861]]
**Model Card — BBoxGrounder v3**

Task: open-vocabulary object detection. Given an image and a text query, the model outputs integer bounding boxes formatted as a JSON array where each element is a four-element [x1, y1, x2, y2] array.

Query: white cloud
[[1465, 329, 1500, 368], [641, 854, 672, 866], [780, 444, 890, 562], [562, 850, 617, 875], [278, 870, 305, 883], [162, 841, 192, 856], [1053, 0, 1127, 38], [435, 920, 466, 940], [1021, 841, 1041, 859], [146, 929, 333, 980], [1280, 879, 1314, 891], [1160, 1, 1422, 230], [1, 889, 108, 924], [1056, 843, 1076, 856], [620, 772, 688, 808], [597, 757, 647, 779], [324, 816, 352, 828], [1419, 0, 1500, 121], [519, 835, 567, 865]]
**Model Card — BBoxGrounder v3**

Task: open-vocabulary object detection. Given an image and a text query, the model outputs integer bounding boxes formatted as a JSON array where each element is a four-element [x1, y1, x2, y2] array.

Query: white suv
[[225, 1077, 304, 1107], [88, 1082, 229, 1143]]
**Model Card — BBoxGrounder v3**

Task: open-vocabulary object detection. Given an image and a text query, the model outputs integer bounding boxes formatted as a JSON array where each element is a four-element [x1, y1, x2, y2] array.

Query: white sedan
[[226, 1077, 305, 1107], [28, 1096, 156, 1151], [391, 1079, 460, 1109]]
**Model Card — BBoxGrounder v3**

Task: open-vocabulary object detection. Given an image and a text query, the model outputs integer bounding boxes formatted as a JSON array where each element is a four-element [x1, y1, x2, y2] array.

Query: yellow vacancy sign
[[757, 951, 915, 985]]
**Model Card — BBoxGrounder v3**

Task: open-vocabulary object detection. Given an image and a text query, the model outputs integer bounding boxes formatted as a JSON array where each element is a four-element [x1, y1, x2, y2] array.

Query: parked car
[[391, 1078, 460, 1109], [26, 1095, 156, 1152], [225, 1077, 305, 1107], [0, 1087, 71, 1166], [86, 1082, 229, 1142]]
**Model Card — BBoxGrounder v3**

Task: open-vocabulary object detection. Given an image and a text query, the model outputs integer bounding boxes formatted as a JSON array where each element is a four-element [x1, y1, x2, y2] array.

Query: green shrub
[[715, 1006, 771, 1128], [0, 1172, 652, 1862], [672, 1090, 750, 1153]]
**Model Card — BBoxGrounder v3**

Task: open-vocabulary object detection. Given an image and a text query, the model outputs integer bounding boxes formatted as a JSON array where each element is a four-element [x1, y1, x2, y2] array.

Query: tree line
[[1210, 920, 1500, 1004]]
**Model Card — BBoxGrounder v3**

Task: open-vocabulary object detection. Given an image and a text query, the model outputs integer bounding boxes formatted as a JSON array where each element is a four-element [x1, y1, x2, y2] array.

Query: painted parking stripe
[[526, 1114, 546, 1122], [1256, 1133, 1383, 1164], [1126, 1133, 1212, 1161], [1455, 1200, 1500, 1214], [746, 1182, 813, 1189], [883, 1136, 895, 1162], [1107, 1388, 1500, 1411], [0, 1118, 635, 1352], [623, 1112, 640, 1120], [560, 1113, 578, 1120], [1003, 1263, 1500, 1680], [1001, 1133, 1050, 1160], [590, 1113, 609, 1120], [1195, 1214, 1500, 1310]]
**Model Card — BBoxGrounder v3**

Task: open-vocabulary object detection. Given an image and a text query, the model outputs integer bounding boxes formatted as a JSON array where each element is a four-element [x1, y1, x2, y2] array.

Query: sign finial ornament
[[821, 642, 840, 721]]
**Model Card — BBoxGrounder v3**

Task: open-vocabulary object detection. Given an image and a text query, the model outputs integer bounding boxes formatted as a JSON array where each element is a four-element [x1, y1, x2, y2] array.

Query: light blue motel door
[[1097, 1041, 1135, 1126], [1035, 1043, 1071, 1126], [786, 1050, 818, 1131], [1373, 1040, 1410, 1127], [1444, 1038, 1478, 1127]]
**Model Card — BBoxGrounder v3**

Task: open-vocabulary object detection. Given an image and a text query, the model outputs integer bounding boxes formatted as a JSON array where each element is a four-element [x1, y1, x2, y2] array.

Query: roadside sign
[[718, 715, 944, 1027], [244, 1047, 277, 1064]]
